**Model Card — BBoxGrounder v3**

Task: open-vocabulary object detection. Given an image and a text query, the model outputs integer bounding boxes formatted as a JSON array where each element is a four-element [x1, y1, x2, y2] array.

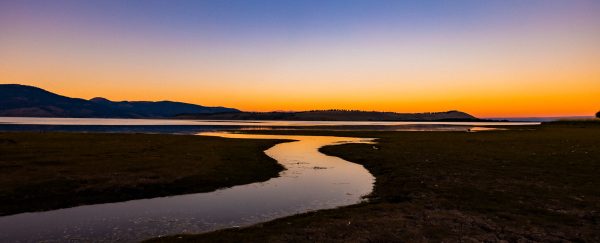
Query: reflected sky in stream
[[0, 132, 374, 242]]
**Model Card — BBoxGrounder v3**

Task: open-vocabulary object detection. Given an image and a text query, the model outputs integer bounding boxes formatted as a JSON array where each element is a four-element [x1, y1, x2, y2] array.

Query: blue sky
[[1, 0, 599, 117]]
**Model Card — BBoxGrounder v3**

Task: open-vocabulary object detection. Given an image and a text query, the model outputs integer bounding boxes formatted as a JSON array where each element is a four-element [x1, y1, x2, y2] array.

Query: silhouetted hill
[[87, 97, 238, 117], [0, 84, 239, 118], [177, 109, 480, 121]]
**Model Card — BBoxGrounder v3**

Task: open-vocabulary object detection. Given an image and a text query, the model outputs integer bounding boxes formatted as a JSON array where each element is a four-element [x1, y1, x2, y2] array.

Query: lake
[[0, 117, 539, 133]]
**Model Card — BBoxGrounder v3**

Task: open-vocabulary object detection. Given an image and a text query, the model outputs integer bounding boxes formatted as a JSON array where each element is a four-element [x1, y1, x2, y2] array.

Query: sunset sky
[[1, 0, 599, 118]]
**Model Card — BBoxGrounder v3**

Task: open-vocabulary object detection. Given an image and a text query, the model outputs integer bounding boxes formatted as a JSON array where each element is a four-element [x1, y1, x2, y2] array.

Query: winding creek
[[0, 132, 375, 242]]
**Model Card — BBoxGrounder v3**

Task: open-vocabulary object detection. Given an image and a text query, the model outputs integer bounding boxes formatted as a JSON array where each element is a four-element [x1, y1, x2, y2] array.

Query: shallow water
[[0, 117, 537, 126], [0, 117, 538, 133], [0, 132, 375, 242]]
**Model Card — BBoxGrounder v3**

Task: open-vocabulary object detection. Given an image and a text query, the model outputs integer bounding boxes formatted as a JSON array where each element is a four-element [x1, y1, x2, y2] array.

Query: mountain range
[[177, 109, 479, 121], [0, 84, 239, 118], [1, 84, 480, 121]]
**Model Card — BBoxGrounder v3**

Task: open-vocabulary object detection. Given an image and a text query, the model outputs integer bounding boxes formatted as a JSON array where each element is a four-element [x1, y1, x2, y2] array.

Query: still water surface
[[0, 117, 537, 126], [0, 117, 539, 133], [0, 132, 375, 242]]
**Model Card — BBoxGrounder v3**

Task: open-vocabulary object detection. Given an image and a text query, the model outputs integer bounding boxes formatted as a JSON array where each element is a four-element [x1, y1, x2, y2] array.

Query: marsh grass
[[0, 132, 284, 216], [151, 124, 600, 242]]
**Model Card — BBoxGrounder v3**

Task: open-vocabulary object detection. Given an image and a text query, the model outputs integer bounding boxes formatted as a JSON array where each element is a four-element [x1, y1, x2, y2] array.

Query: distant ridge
[[0, 84, 239, 118], [177, 109, 480, 121], [1, 84, 481, 121]]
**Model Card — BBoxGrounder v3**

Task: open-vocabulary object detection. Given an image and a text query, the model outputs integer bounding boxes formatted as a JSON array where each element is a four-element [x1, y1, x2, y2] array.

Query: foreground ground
[[0, 132, 284, 216], [150, 124, 600, 242]]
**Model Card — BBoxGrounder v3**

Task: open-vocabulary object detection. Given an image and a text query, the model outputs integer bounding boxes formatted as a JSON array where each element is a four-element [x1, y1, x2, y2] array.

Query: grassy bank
[[0, 132, 284, 216], [150, 124, 600, 242]]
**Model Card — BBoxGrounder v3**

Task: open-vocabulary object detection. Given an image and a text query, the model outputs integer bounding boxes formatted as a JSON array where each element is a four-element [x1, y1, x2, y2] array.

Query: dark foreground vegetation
[[0, 132, 283, 216], [543, 119, 600, 126], [151, 124, 600, 242]]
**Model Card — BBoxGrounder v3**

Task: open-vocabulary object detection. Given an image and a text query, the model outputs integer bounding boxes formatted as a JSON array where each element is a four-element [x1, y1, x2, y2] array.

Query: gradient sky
[[1, 0, 599, 117]]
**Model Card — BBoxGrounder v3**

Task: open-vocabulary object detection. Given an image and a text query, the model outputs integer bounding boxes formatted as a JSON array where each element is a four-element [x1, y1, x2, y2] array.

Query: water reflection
[[0, 132, 375, 242], [0, 117, 538, 127], [0, 117, 538, 133]]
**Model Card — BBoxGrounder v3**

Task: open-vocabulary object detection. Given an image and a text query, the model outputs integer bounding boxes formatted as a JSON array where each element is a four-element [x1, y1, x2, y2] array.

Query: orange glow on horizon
[[1, 1, 599, 118], [4, 78, 598, 118]]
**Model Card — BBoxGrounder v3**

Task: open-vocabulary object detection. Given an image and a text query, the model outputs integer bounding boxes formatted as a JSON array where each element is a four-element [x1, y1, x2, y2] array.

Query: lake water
[[0, 132, 375, 242], [0, 117, 539, 133]]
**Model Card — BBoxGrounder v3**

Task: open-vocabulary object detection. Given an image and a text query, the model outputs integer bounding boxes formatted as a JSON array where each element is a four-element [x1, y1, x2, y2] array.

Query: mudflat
[[0, 132, 284, 216], [150, 124, 600, 242]]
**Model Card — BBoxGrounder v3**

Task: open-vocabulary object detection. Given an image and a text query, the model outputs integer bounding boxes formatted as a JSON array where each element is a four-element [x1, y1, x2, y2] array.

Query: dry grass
[[0, 132, 284, 216], [150, 124, 600, 242]]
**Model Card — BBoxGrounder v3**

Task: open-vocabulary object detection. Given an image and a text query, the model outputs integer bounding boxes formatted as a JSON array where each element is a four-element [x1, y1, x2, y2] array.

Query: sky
[[1, 0, 599, 118]]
